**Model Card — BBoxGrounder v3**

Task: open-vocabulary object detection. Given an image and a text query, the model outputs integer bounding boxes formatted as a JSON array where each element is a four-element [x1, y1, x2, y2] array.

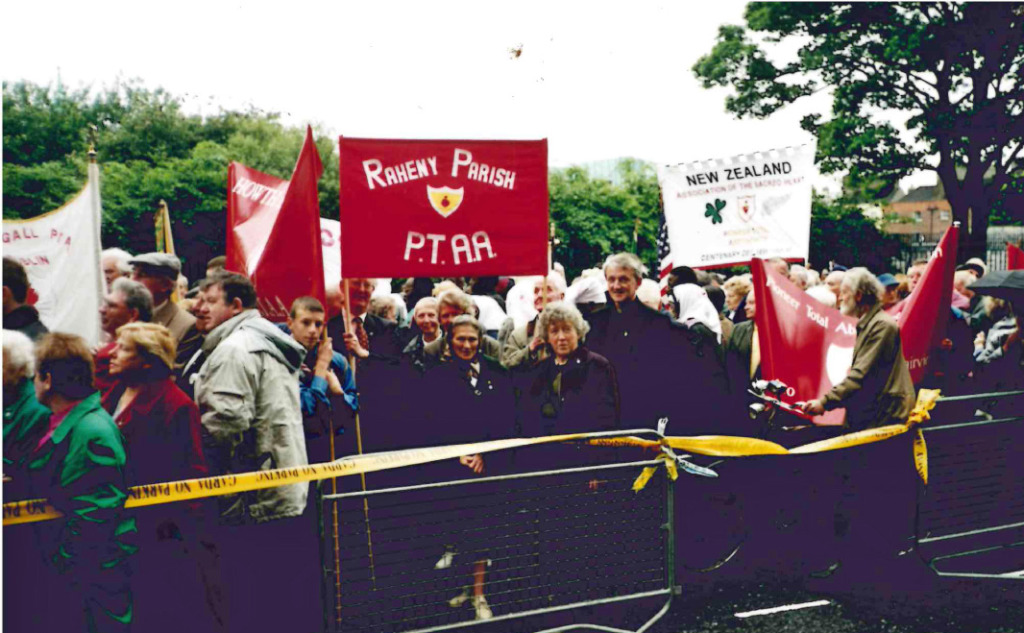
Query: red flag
[[1009, 243, 1024, 270], [752, 226, 958, 425], [226, 126, 325, 321], [752, 258, 854, 426], [888, 225, 959, 382], [338, 138, 548, 278]]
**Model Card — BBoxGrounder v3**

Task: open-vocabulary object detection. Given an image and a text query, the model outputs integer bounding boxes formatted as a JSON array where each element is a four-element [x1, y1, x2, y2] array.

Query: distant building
[[882, 184, 952, 241]]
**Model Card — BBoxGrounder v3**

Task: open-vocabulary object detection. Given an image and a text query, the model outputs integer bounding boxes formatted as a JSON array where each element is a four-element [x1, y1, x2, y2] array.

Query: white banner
[[658, 144, 815, 269], [2, 163, 104, 346]]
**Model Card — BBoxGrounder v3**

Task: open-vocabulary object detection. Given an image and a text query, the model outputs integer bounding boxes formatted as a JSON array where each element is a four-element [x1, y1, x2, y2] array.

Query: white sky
[[2, 0, 934, 194]]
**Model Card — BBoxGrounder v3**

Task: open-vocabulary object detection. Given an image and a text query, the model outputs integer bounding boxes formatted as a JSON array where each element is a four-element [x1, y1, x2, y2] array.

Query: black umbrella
[[969, 269, 1024, 303]]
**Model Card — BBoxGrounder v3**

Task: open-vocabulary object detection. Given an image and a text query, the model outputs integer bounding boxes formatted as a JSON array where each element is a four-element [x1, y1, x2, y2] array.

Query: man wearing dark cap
[[130, 253, 202, 371], [877, 273, 901, 310]]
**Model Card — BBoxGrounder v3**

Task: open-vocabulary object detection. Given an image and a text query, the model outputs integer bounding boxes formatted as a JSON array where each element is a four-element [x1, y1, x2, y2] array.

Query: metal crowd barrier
[[317, 446, 676, 633], [916, 389, 1024, 580]]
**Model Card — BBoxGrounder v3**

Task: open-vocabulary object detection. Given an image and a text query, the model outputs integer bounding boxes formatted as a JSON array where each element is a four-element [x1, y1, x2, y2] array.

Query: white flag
[[2, 162, 104, 346], [658, 144, 816, 269]]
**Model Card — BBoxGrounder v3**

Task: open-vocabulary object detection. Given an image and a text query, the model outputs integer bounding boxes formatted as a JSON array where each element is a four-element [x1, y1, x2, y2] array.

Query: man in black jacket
[[585, 253, 726, 433], [327, 278, 406, 459], [2, 257, 48, 342]]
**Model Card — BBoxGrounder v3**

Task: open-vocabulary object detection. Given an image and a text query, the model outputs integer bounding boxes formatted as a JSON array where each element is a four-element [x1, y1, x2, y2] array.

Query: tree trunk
[[942, 176, 989, 262]]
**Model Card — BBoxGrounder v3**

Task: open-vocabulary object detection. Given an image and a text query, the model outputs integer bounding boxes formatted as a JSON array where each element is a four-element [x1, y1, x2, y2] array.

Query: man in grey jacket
[[195, 272, 309, 522], [193, 272, 316, 633]]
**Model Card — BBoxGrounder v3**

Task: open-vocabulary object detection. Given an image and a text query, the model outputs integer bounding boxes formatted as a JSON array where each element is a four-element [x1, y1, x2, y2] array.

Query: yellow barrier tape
[[587, 437, 661, 449], [631, 453, 678, 492], [662, 435, 790, 457], [5, 391, 945, 527], [907, 388, 941, 427], [913, 429, 928, 485], [787, 423, 910, 454], [2, 499, 61, 525], [3, 433, 589, 527]]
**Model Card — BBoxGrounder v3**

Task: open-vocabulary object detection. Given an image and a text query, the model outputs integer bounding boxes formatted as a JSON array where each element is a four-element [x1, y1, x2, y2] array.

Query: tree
[[548, 159, 661, 281], [693, 2, 1024, 259], [809, 194, 902, 273], [3, 80, 339, 282]]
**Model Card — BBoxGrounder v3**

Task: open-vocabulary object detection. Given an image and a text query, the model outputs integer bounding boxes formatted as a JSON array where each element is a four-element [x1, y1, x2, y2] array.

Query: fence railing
[[916, 389, 1024, 580], [318, 454, 676, 633], [891, 239, 1016, 273]]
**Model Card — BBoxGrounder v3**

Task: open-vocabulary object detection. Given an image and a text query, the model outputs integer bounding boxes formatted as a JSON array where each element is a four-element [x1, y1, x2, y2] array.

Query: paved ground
[[659, 573, 1023, 633]]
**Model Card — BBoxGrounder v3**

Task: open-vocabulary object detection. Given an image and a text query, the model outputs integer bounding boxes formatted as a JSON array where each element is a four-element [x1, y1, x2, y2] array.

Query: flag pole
[[342, 279, 377, 596], [323, 321, 343, 625]]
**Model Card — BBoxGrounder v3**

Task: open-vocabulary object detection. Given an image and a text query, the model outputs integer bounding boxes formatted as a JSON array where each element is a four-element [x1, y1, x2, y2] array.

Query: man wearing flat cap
[[130, 253, 202, 373]]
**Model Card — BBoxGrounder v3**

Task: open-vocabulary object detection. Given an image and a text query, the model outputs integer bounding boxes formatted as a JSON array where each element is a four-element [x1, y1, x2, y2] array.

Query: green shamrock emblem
[[704, 198, 726, 224]]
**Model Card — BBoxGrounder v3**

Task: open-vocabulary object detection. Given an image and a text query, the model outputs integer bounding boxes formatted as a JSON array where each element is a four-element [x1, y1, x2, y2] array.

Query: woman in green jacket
[[25, 333, 136, 633]]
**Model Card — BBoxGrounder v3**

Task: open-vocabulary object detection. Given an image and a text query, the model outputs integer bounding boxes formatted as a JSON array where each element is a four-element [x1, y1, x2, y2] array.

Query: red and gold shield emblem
[[427, 186, 464, 218]]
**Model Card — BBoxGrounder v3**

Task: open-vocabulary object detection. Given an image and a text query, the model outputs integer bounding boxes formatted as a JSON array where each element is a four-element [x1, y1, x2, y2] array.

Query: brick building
[[882, 185, 953, 241]]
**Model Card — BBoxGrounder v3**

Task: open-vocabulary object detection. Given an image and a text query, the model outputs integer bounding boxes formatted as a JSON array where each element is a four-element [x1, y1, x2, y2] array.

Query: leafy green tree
[[548, 159, 661, 281], [3, 80, 339, 281], [694, 2, 1024, 259], [809, 194, 902, 272]]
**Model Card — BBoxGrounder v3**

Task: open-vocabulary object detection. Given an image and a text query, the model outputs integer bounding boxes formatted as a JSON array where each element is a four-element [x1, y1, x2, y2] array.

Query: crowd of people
[[3, 246, 1021, 631]]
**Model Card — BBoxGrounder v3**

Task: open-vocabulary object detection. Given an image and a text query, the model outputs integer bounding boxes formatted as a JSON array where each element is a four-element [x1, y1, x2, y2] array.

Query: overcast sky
[[3, 0, 933, 194]]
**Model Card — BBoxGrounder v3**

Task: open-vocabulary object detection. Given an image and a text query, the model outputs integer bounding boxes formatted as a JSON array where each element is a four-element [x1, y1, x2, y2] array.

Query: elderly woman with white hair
[[417, 314, 516, 621], [520, 302, 620, 465], [2, 329, 49, 484]]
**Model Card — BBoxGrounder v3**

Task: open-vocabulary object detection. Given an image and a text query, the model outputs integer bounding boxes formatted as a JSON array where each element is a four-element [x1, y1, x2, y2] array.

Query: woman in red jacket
[[103, 322, 217, 632]]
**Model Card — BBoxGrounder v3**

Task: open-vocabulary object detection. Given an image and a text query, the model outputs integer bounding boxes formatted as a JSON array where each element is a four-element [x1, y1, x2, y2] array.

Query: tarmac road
[[659, 573, 1023, 633]]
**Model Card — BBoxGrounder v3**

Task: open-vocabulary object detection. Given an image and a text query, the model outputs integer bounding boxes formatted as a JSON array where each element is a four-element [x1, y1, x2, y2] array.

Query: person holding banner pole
[[801, 268, 915, 430]]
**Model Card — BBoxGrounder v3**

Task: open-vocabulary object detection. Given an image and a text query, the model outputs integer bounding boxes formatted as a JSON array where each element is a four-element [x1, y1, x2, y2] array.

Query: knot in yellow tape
[[632, 453, 678, 493], [907, 388, 942, 427]]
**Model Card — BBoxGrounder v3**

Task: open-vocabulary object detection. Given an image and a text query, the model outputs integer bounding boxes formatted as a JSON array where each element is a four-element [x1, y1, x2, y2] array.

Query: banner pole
[[323, 323, 343, 625], [343, 279, 377, 592]]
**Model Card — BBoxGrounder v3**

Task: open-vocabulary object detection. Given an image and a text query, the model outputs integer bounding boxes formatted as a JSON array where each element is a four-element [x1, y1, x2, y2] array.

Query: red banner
[[226, 126, 325, 321], [887, 225, 959, 382], [752, 225, 957, 424], [752, 258, 854, 426], [338, 138, 549, 278], [1009, 242, 1024, 270]]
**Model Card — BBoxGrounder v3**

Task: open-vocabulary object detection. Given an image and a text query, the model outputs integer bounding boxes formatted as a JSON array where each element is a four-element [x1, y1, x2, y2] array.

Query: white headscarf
[[673, 284, 722, 343]]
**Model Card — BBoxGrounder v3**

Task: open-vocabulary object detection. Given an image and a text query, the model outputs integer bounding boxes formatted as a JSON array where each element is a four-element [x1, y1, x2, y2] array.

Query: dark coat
[[417, 355, 516, 472], [327, 312, 408, 461], [327, 312, 402, 367], [584, 298, 678, 428], [5, 304, 48, 342], [518, 347, 619, 470]]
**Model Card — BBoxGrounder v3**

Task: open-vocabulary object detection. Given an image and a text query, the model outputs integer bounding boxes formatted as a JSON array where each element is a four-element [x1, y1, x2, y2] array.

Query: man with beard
[[802, 268, 915, 430]]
